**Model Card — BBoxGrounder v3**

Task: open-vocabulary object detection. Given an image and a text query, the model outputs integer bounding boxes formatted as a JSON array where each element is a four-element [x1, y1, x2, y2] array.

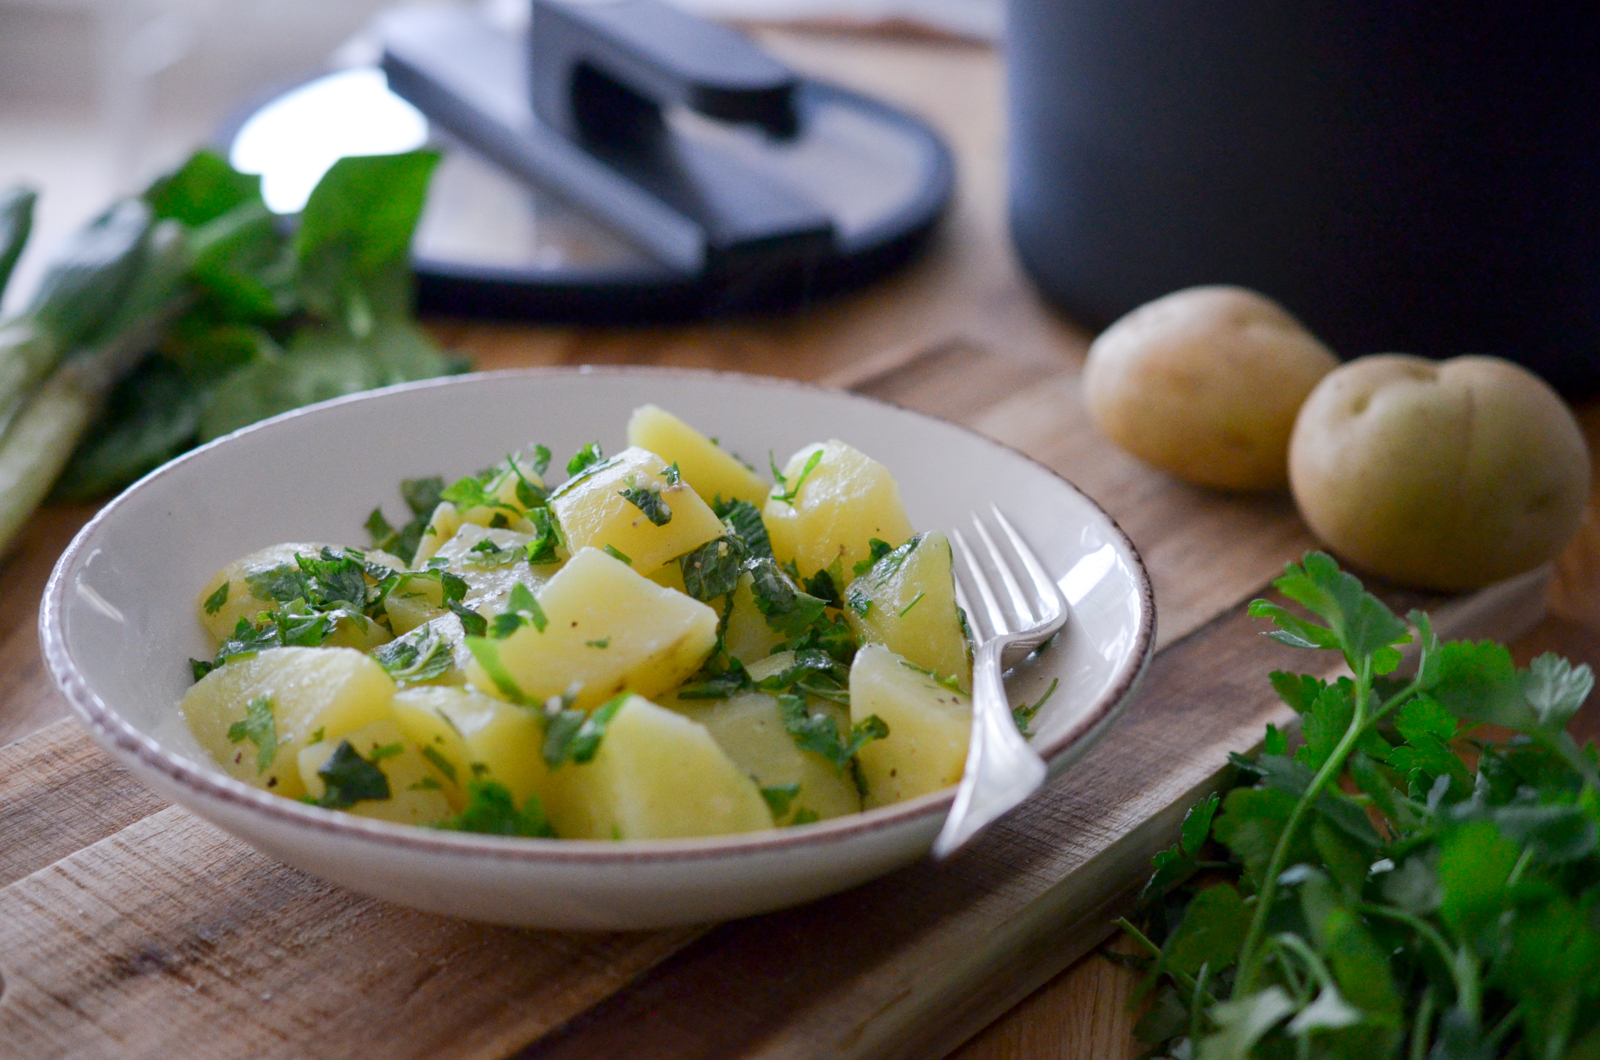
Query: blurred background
[[0, 0, 998, 313]]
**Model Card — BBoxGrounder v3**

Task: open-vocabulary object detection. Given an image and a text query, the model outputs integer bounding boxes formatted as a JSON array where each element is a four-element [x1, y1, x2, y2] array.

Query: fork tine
[[991, 506, 1064, 620], [949, 526, 1009, 636], [972, 513, 1035, 627]]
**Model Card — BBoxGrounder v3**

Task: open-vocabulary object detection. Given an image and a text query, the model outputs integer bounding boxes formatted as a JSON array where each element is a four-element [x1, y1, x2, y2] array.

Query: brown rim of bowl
[[40, 365, 1156, 864]]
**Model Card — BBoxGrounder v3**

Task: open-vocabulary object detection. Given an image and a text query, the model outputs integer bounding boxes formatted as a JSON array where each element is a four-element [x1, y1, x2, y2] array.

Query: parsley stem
[[1409, 987, 1436, 1060], [1234, 658, 1373, 997], [1355, 902, 1477, 1023], [1112, 918, 1217, 1008]]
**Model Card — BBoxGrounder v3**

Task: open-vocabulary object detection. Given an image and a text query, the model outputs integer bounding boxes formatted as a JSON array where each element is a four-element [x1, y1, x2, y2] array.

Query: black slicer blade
[[225, 1, 953, 323]]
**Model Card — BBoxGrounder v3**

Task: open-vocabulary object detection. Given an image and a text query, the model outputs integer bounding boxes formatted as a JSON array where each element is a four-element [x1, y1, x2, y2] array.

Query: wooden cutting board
[[0, 338, 1552, 1060]]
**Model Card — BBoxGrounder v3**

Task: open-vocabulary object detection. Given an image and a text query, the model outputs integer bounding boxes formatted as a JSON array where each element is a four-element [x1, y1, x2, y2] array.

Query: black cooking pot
[[1006, 1, 1600, 395]]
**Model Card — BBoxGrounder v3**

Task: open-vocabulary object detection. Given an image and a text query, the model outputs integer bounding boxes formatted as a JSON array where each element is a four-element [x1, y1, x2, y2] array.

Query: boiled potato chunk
[[467, 547, 719, 711], [764, 441, 914, 582], [392, 685, 550, 810], [412, 502, 463, 567], [722, 572, 785, 665], [675, 691, 861, 823], [846, 532, 971, 689], [543, 695, 772, 839], [195, 542, 404, 643], [381, 570, 450, 635], [626, 404, 769, 507], [181, 647, 396, 800], [549, 446, 725, 576], [298, 719, 453, 826], [431, 523, 557, 616], [850, 643, 971, 808]]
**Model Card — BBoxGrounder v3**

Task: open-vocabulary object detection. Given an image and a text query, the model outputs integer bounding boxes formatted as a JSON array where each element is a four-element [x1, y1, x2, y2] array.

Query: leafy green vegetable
[[542, 694, 630, 768], [433, 779, 554, 837], [760, 783, 800, 819], [1120, 553, 1600, 1060], [619, 478, 672, 526], [0, 186, 36, 301], [603, 544, 632, 565], [681, 537, 745, 601], [2, 147, 468, 545], [309, 740, 391, 809], [769, 448, 822, 504], [713, 497, 772, 559], [226, 694, 278, 774], [370, 623, 454, 682], [524, 508, 563, 565], [203, 581, 230, 615], [566, 441, 604, 477]]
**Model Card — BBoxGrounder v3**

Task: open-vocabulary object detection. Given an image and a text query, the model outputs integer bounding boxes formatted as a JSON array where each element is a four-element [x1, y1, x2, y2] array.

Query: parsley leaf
[[448, 599, 488, 638], [488, 581, 547, 639], [370, 623, 455, 682], [619, 482, 672, 525], [542, 694, 630, 768], [566, 441, 604, 476], [713, 497, 772, 559], [746, 558, 827, 637], [226, 694, 277, 773], [309, 740, 391, 808], [760, 783, 800, 819], [203, 582, 230, 615], [769, 448, 823, 505], [681, 537, 746, 602], [524, 507, 563, 565], [433, 779, 554, 837]]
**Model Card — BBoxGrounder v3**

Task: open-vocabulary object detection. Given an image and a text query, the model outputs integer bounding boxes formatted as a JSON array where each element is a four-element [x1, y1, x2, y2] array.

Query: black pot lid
[[225, 2, 953, 322]]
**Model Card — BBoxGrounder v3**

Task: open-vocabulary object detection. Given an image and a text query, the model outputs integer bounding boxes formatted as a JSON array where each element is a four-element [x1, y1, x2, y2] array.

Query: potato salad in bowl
[[180, 405, 978, 840], [42, 368, 1152, 927]]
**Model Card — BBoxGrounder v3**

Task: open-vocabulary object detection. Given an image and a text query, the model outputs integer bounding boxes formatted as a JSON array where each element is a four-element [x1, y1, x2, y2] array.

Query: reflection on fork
[[932, 506, 1070, 858]]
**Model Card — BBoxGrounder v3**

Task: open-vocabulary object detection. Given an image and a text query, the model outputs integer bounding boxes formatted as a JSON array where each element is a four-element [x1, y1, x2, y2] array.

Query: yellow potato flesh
[[675, 691, 861, 823], [846, 532, 971, 689], [626, 404, 770, 508], [542, 695, 772, 839], [181, 646, 396, 800], [392, 685, 551, 810], [549, 445, 725, 576], [466, 547, 719, 711], [722, 571, 785, 665], [849, 643, 971, 808], [298, 719, 453, 826], [431, 523, 558, 617], [763, 440, 914, 582]]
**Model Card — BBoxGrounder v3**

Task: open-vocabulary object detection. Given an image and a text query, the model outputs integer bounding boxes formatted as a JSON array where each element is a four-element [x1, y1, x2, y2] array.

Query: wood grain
[[0, 805, 699, 1060]]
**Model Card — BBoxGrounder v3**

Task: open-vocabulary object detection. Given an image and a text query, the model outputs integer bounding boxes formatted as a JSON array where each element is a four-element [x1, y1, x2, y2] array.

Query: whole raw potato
[[1083, 286, 1339, 491], [1289, 354, 1591, 591]]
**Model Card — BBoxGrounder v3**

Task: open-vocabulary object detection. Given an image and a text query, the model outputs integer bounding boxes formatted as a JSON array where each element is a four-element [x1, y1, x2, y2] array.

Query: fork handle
[[931, 641, 1048, 858]]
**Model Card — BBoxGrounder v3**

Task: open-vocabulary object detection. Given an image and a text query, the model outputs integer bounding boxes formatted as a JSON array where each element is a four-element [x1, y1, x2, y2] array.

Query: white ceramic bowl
[[41, 367, 1154, 929]]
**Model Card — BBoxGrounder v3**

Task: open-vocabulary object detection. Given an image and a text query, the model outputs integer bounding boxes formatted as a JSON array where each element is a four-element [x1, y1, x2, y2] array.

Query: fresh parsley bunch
[[1120, 553, 1600, 1060], [0, 148, 464, 557]]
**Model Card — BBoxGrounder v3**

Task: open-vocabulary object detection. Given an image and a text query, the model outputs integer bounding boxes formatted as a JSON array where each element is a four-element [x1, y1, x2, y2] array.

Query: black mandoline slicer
[[230, 1, 954, 323]]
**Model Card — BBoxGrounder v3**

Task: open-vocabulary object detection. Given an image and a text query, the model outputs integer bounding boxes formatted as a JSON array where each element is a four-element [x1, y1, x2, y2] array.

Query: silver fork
[[932, 506, 1070, 858]]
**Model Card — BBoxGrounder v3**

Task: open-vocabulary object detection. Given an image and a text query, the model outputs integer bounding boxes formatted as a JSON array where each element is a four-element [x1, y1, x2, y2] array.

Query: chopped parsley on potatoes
[[181, 406, 987, 839]]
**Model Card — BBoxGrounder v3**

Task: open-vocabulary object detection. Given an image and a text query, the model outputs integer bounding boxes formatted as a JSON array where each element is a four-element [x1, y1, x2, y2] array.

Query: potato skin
[[1289, 354, 1591, 591], [1083, 286, 1339, 491]]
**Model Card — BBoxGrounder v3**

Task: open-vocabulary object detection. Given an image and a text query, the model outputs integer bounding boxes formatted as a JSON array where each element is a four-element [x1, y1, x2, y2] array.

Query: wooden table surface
[[4, 27, 1600, 1060]]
